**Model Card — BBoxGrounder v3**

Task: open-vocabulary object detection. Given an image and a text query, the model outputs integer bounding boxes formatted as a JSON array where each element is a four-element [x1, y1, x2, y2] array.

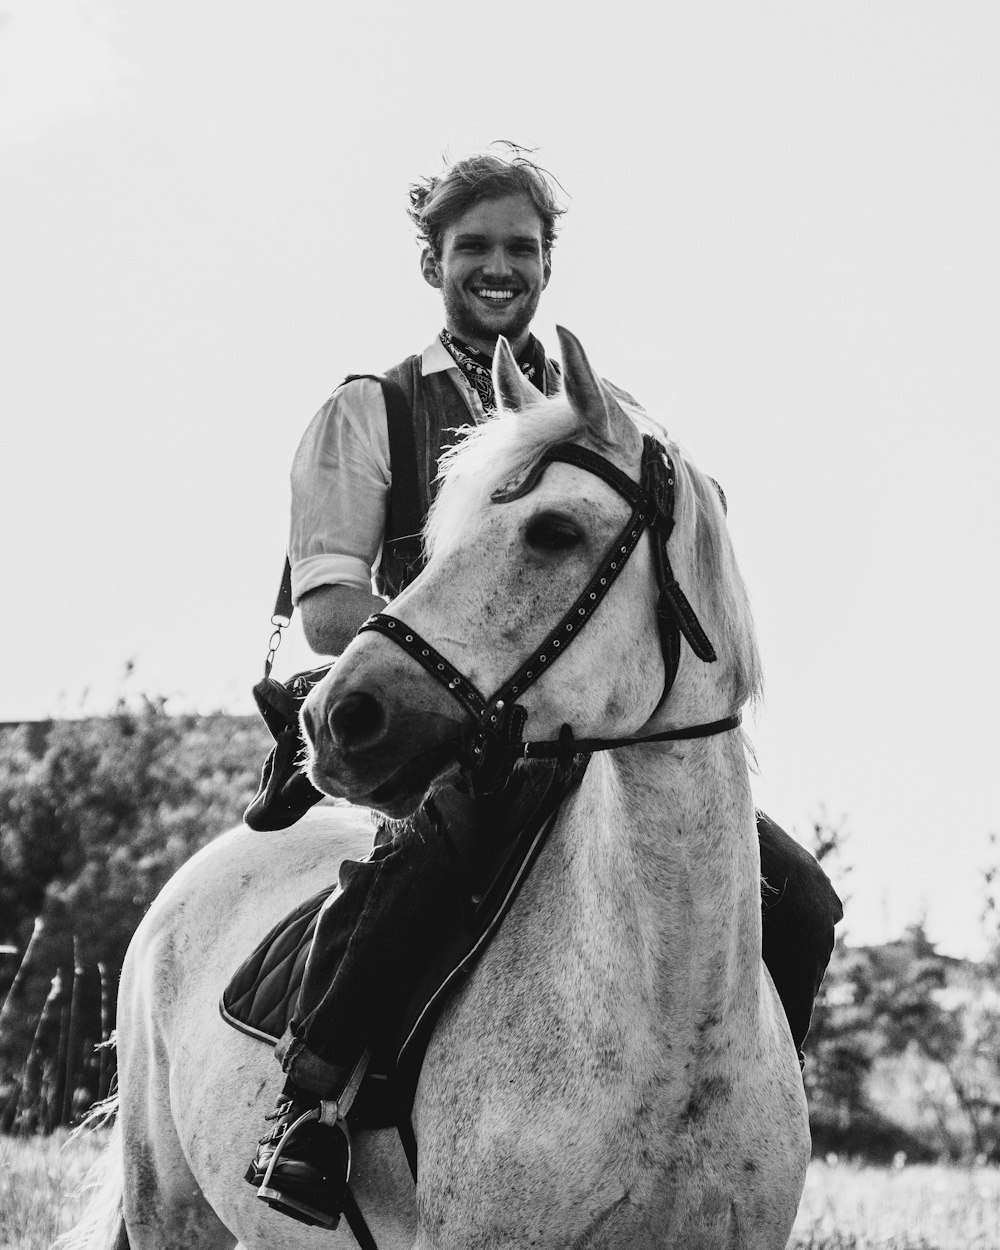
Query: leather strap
[[358, 616, 488, 721], [351, 374, 423, 585], [318, 1050, 371, 1124], [488, 492, 651, 711], [319, 1051, 380, 1249], [343, 1189, 379, 1250], [392, 759, 588, 1185], [520, 713, 743, 759], [272, 557, 295, 625]]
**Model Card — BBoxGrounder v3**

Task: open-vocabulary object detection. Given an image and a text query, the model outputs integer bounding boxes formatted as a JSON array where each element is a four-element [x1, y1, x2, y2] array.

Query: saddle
[[221, 757, 588, 1154]]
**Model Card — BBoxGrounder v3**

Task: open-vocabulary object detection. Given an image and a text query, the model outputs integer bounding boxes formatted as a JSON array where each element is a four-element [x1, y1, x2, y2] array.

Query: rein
[[358, 435, 740, 788]]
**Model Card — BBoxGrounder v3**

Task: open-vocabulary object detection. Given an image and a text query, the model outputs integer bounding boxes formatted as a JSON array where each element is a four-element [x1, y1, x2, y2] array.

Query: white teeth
[[475, 288, 516, 300]]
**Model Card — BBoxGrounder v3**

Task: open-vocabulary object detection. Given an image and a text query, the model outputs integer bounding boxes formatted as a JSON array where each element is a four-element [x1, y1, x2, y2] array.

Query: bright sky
[[2, 1, 998, 958]]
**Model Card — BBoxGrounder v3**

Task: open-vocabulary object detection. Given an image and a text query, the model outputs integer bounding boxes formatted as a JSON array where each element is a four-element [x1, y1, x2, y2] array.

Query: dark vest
[[375, 351, 562, 599]]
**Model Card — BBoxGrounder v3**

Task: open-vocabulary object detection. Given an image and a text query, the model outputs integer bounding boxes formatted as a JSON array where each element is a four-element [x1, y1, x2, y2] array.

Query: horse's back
[[136, 804, 373, 953]]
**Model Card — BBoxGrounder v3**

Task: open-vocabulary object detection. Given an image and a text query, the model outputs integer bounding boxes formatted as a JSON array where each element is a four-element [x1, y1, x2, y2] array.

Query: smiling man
[[244, 146, 842, 1231]]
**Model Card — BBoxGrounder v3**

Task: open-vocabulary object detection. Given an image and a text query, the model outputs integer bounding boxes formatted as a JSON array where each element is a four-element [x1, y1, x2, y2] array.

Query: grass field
[[0, 1131, 105, 1250], [3, 1133, 1000, 1250], [788, 1156, 1000, 1250]]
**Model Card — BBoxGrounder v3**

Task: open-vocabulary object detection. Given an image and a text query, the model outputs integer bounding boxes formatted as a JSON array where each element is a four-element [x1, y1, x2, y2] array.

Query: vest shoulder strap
[[270, 374, 417, 623], [374, 375, 421, 567]]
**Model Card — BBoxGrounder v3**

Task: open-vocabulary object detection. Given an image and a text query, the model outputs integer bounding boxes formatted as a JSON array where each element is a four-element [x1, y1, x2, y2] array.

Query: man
[[287, 157, 561, 660], [245, 146, 842, 1229]]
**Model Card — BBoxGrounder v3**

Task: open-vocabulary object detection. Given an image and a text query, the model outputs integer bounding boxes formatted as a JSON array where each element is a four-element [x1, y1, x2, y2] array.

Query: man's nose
[[481, 245, 513, 276]]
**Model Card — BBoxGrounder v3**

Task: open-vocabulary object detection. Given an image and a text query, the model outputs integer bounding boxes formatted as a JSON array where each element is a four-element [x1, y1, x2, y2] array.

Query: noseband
[[358, 434, 740, 789]]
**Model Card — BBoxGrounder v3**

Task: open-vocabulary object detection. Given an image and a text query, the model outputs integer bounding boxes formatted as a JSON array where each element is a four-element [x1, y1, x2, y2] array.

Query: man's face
[[422, 193, 551, 355]]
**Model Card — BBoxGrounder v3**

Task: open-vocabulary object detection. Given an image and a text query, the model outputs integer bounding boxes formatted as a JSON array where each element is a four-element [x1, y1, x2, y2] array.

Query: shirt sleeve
[[288, 377, 390, 604]]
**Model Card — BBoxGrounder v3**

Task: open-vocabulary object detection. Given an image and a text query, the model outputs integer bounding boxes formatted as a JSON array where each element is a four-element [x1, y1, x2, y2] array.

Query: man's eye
[[525, 515, 582, 552]]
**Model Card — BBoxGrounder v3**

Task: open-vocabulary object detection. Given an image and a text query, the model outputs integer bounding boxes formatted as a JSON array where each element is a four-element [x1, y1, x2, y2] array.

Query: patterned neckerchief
[[440, 329, 546, 415]]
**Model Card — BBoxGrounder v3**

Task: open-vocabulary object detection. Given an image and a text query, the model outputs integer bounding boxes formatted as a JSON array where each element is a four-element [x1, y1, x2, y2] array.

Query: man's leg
[[246, 786, 484, 1226], [282, 793, 478, 1080], [757, 811, 843, 1062]]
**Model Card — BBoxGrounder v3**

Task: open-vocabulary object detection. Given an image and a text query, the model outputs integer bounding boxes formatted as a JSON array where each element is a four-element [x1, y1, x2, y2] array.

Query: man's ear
[[421, 247, 443, 290], [542, 253, 552, 290]]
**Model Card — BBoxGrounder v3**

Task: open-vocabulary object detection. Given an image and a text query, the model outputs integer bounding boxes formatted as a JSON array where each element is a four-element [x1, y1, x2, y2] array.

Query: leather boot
[[245, 1094, 350, 1228]]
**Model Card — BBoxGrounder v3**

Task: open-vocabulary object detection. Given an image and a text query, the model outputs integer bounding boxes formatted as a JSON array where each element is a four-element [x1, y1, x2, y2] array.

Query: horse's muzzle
[[301, 636, 467, 816]]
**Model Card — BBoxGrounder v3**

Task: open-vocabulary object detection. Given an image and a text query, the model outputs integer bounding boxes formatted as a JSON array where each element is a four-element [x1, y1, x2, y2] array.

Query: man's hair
[[408, 142, 566, 259]]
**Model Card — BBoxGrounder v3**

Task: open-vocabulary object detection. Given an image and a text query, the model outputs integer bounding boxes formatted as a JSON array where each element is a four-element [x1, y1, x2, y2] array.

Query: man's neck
[[440, 329, 544, 414], [445, 326, 532, 359]]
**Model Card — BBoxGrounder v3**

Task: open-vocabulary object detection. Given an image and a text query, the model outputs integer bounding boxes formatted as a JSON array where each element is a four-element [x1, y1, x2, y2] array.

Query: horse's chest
[[413, 991, 674, 1244], [414, 986, 803, 1248]]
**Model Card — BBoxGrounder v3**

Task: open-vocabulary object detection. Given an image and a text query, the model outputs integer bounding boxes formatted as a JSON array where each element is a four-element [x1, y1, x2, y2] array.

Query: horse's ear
[[556, 325, 622, 443], [492, 337, 538, 413]]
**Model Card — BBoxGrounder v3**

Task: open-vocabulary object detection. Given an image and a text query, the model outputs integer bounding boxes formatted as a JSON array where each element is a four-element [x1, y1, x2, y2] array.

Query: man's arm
[[299, 584, 387, 658], [289, 378, 392, 658]]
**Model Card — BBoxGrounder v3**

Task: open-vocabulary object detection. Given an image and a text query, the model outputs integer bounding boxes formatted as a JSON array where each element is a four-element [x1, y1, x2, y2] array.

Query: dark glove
[[244, 666, 332, 832]]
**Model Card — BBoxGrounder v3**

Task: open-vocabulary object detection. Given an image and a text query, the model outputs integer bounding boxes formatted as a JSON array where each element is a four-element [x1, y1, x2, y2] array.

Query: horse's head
[[302, 327, 760, 817]]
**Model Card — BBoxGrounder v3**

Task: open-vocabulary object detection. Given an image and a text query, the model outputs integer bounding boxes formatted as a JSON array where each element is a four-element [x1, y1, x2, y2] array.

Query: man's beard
[[441, 284, 541, 350]]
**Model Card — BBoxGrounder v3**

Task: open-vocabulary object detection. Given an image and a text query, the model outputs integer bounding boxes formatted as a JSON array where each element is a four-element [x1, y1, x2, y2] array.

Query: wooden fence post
[[97, 959, 114, 1101], [61, 938, 85, 1124], [0, 915, 45, 1036], [6, 969, 62, 1134]]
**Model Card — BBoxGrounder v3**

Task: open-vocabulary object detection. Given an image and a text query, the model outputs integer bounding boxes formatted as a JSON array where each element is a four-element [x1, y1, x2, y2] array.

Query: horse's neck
[[559, 737, 763, 1051]]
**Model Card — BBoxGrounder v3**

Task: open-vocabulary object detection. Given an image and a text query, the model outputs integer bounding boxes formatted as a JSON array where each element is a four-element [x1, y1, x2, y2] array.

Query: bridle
[[358, 434, 741, 790]]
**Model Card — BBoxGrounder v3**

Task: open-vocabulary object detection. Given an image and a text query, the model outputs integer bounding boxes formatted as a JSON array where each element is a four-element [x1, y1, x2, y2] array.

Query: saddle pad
[[221, 885, 334, 1046]]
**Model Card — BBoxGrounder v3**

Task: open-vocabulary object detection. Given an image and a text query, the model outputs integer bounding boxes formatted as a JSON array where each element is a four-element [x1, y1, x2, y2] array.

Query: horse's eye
[[524, 513, 582, 552]]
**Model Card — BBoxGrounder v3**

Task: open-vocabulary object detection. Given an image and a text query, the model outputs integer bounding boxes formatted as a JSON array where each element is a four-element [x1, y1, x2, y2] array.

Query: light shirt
[[289, 338, 486, 604]]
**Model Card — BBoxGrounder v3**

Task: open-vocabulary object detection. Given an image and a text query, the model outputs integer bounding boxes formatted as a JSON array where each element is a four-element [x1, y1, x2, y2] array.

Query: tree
[[0, 697, 270, 1129]]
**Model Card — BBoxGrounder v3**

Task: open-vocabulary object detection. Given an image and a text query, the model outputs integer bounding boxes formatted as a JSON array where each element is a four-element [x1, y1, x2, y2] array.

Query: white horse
[[64, 329, 809, 1250]]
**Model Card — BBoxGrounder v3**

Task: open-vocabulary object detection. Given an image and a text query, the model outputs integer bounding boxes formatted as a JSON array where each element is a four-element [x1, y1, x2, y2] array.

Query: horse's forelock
[[424, 395, 582, 559]]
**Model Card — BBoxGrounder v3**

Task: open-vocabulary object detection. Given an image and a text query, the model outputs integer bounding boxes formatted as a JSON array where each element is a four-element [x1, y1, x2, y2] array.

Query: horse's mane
[[425, 392, 762, 710], [670, 450, 763, 711]]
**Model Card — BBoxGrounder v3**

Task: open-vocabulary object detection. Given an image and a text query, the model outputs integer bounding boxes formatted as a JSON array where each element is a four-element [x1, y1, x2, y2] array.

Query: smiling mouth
[[472, 286, 520, 304]]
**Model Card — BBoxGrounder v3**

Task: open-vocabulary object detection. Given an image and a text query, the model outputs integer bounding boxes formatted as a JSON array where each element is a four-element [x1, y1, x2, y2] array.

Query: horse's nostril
[[327, 691, 386, 751]]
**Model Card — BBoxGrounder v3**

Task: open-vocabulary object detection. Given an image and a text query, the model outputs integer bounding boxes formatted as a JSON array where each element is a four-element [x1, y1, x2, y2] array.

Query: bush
[[0, 701, 270, 1132]]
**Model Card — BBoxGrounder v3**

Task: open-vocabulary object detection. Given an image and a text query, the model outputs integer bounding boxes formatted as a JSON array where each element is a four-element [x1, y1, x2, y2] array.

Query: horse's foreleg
[[118, 1031, 236, 1250], [119, 1101, 235, 1249]]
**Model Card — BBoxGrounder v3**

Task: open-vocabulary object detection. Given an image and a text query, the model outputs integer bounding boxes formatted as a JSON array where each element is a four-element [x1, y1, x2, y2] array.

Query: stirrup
[[255, 1103, 352, 1229]]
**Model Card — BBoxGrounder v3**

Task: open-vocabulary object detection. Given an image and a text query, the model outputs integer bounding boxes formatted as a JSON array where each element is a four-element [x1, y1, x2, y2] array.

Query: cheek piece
[[358, 435, 740, 792]]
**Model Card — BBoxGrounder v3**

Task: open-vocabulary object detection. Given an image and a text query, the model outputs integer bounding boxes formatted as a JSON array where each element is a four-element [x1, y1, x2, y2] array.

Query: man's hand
[[299, 585, 387, 658]]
